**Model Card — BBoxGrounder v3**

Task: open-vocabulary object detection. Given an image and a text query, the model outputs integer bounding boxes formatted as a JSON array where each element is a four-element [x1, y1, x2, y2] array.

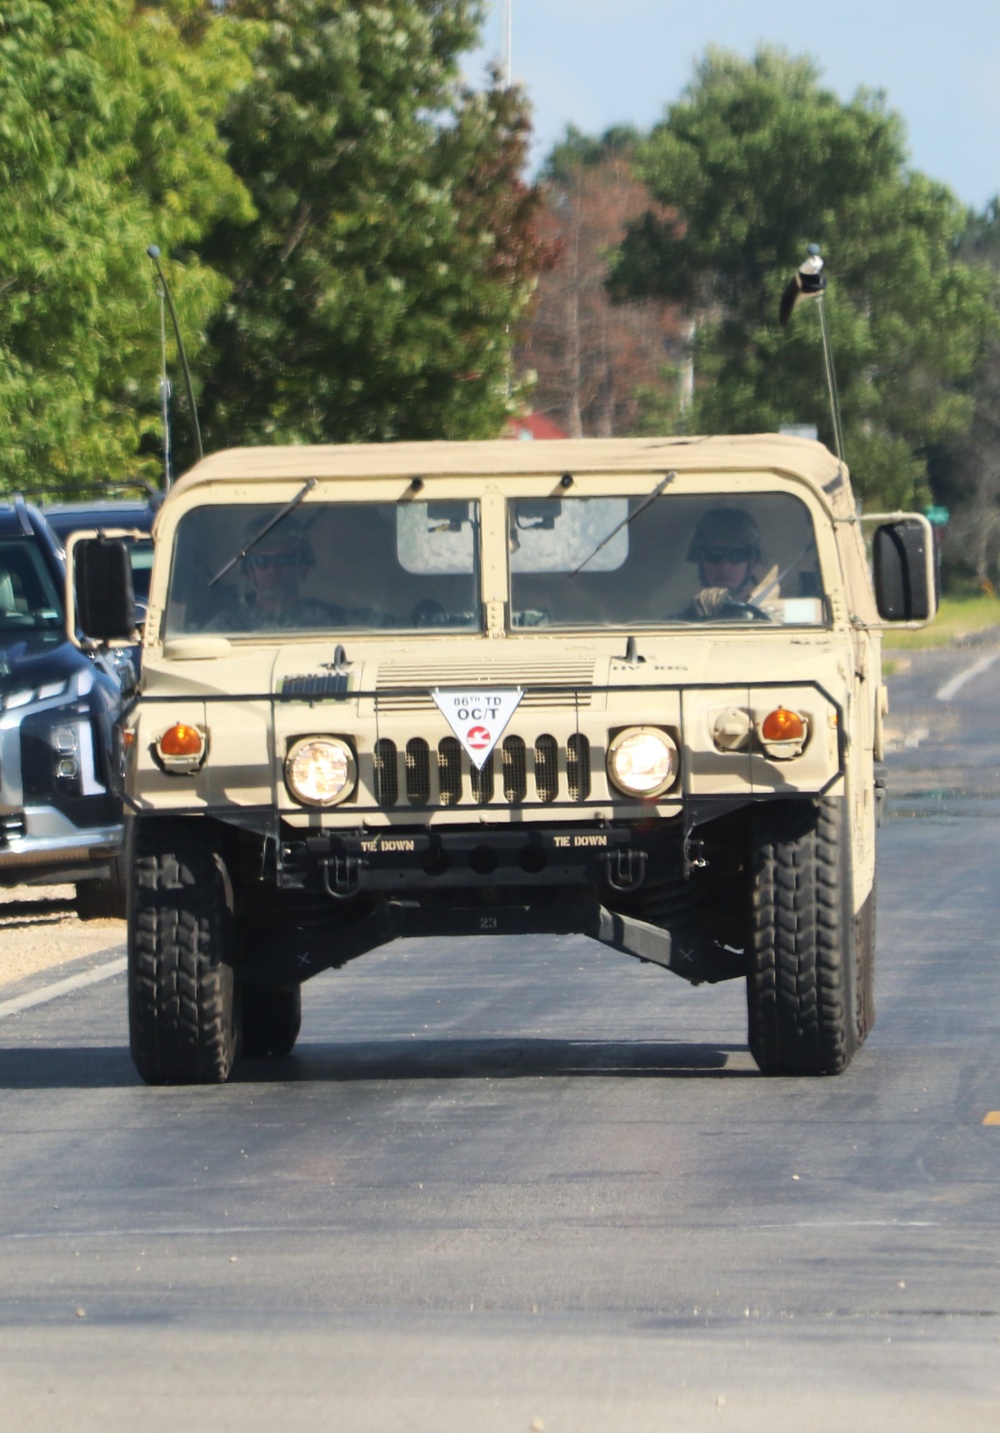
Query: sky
[[466, 1, 1000, 212]]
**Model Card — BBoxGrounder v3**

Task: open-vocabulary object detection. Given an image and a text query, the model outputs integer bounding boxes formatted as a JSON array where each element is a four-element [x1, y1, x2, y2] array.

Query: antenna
[[146, 245, 204, 466], [779, 244, 845, 465], [156, 279, 173, 488], [502, 0, 512, 87]]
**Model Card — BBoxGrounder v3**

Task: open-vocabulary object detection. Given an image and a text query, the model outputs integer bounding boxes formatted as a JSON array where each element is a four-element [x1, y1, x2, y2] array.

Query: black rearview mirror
[[74, 536, 136, 640], [872, 518, 935, 622]]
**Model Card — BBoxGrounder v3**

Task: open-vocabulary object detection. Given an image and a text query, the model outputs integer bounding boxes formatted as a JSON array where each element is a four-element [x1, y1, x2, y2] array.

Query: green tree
[[0, 0, 253, 492], [611, 47, 994, 508], [199, 0, 547, 446]]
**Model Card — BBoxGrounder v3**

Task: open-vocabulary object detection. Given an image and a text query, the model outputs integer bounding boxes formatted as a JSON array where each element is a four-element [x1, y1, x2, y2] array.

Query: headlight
[[285, 737, 357, 806], [607, 727, 679, 798]]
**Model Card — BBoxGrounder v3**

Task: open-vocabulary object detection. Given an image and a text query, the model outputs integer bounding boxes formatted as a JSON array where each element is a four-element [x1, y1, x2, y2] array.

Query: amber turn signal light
[[156, 722, 207, 772], [159, 723, 204, 757], [760, 707, 806, 745]]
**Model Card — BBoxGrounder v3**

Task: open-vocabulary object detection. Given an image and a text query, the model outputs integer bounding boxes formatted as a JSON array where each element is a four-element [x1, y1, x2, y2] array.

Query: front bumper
[[0, 808, 122, 885], [277, 823, 654, 899]]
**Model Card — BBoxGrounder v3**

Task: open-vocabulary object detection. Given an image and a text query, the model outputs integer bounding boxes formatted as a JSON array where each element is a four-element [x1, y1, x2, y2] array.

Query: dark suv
[[0, 496, 126, 918]]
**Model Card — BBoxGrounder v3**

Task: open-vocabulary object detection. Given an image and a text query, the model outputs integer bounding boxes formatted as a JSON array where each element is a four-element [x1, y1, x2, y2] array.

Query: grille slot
[[438, 738, 463, 806], [470, 752, 495, 803], [501, 736, 527, 803], [373, 738, 397, 806], [405, 738, 430, 805], [534, 734, 558, 803], [567, 733, 591, 801]]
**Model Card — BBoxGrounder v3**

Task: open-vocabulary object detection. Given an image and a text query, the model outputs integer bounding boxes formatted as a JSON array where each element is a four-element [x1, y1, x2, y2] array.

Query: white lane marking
[[0, 957, 126, 1021], [936, 651, 1000, 701]]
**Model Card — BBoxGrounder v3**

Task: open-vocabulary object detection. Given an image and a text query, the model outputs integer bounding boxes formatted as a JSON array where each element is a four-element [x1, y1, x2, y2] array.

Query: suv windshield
[[166, 501, 482, 636], [0, 538, 64, 631], [508, 492, 826, 628]]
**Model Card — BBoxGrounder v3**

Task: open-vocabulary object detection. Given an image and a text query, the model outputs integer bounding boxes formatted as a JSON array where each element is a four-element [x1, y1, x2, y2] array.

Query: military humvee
[[70, 434, 934, 1084]]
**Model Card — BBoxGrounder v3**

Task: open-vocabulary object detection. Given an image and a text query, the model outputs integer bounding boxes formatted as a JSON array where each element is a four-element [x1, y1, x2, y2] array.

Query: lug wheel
[[129, 822, 240, 1085]]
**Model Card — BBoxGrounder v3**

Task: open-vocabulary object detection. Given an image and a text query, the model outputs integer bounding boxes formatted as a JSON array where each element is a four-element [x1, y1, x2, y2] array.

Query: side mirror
[[73, 536, 136, 640], [872, 517, 936, 622]]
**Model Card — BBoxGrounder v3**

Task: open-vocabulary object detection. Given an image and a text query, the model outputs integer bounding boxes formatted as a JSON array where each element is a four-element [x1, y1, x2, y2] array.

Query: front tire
[[129, 821, 240, 1085], [747, 798, 859, 1076]]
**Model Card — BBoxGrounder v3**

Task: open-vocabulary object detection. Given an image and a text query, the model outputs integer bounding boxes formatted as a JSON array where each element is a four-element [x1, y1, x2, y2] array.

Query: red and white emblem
[[431, 689, 524, 769]]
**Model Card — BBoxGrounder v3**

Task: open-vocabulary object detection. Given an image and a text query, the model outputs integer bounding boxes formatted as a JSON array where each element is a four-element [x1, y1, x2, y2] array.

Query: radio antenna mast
[[147, 245, 204, 468], [502, 0, 512, 87]]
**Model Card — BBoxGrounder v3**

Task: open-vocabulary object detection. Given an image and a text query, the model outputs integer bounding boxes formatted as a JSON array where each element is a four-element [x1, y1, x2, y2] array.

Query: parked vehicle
[[0, 496, 127, 918], [71, 435, 935, 1082]]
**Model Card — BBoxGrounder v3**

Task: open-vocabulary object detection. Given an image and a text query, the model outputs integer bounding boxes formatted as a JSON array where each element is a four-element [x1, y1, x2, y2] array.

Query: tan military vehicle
[[70, 434, 935, 1084]]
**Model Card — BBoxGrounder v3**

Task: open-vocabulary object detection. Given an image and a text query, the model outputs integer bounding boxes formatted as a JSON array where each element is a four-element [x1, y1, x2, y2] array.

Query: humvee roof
[[171, 433, 849, 509]]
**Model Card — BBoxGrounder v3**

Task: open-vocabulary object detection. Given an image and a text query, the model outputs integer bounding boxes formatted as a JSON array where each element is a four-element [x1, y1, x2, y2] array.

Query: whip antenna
[[778, 244, 845, 464], [147, 245, 204, 465], [155, 279, 173, 487]]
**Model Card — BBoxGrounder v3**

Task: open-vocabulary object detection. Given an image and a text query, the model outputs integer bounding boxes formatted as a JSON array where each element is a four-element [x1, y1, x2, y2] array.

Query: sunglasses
[[247, 551, 300, 571], [701, 547, 752, 565]]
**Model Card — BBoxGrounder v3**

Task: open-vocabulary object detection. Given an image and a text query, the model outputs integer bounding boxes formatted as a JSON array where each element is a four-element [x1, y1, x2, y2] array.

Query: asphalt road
[[2, 639, 1000, 1432]]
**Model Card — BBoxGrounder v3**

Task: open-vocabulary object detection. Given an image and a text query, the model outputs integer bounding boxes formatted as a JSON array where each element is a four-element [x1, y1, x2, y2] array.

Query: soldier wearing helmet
[[206, 516, 344, 631], [680, 507, 763, 620]]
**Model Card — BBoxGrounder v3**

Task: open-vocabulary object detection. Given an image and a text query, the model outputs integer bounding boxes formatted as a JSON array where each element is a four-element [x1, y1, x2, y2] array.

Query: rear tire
[[747, 798, 859, 1076], [129, 821, 240, 1085], [241, 984, 302, 1058]]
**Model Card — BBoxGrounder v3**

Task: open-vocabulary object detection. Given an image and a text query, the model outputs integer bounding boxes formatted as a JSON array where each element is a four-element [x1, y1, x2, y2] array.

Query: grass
[[882, 592, 1000, 650]]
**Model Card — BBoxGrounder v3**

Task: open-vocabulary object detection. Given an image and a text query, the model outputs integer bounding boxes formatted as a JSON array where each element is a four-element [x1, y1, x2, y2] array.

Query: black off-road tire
[[241, 983, 302, 1058], [76, 858, 128, 921], [747, 798, 859, 1076], [129, 821, 240, 1085]]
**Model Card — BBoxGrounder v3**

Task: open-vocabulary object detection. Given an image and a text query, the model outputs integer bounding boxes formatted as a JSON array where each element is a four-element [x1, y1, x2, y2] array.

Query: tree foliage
[[198, 0, 547, 448], [612, 47, 995, 508], [518, 126, 682, 437], [0, 0, 253, 491]]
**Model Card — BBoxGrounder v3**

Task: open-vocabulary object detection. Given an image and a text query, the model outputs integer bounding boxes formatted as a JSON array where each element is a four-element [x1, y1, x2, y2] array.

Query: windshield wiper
[[208, 478, 317, 587], [570, 470, 676, 576]]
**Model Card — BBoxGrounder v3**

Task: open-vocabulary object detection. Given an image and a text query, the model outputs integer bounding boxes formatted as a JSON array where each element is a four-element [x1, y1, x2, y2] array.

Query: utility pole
[[502, 0, 512, 87]]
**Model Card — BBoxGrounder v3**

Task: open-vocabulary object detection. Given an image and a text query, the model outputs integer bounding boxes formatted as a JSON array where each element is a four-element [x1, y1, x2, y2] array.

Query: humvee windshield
[[509, 491, 827, 628], [165, 502, 482, 636], [163, 490, 826, 636]]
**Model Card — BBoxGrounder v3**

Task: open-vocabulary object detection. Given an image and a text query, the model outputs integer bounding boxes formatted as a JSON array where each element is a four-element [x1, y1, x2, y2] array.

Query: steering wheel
[[720, 598, 772, 622]]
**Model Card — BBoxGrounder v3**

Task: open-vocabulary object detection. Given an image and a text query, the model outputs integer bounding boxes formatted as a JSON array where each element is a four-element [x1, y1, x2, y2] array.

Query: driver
[[680, 508, 762, 620], [206, 518, 342, 631]]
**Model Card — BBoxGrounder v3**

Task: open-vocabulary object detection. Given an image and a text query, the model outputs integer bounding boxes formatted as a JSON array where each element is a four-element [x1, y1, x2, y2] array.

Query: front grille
[[372, 733, 593, 809]]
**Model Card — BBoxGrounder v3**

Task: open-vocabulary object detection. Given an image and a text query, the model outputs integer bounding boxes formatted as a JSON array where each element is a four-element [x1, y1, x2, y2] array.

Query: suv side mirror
[[872, 517, 936, 622], [74, 536, 136, 640]]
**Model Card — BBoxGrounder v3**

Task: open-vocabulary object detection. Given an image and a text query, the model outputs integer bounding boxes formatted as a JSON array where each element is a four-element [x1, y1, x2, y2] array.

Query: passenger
[[678, 508, 763, 620], [206, 519, 342, 631]]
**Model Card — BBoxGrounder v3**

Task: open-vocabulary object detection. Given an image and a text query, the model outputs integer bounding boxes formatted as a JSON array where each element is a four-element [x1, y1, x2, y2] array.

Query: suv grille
[[373, 734, 592, 808]]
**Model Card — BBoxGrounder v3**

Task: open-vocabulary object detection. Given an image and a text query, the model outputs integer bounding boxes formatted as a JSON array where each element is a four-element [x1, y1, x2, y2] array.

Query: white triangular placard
[[431, 688, 524, 769]]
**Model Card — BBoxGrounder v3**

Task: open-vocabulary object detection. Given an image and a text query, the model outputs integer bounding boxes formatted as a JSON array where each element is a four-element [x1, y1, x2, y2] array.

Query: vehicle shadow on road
[[0, 1046, 138, 1089], [233, 1036, 753, 1082], [0, 1038, 755, 1088]]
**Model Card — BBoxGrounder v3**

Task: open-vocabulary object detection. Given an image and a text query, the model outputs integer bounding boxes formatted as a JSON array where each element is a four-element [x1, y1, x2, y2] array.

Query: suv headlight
[[607, 727, 679, 798], [285, 737, 357, 806]]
